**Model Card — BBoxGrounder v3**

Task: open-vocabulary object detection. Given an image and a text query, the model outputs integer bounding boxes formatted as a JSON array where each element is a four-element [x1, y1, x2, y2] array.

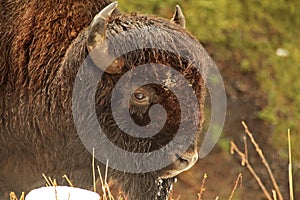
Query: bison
[[0, 0, 210, 199]]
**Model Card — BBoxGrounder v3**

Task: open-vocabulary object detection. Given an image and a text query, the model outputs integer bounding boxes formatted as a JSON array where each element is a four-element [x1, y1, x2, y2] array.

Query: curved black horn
[[87, 1, 118, 51], [171, 5, 186, 28]]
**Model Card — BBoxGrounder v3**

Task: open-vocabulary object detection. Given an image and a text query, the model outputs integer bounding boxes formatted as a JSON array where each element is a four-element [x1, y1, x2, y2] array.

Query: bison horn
[[87, 1, 123, 74], [170, 5, 186, 29], [87, 1, 118, 51]]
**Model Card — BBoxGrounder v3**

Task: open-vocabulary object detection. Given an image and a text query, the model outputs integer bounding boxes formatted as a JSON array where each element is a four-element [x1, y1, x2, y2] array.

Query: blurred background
[[118, 0, 300, 199]]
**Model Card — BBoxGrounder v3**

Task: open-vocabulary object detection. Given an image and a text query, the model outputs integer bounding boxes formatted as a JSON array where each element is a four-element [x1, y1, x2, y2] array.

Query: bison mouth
[[158, 147, 199, 179]]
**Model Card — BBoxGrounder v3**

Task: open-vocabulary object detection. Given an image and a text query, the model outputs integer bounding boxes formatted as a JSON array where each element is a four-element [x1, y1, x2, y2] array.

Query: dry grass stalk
[[197, 173, 207, 200], [92, 148, 96, 192], [272, 190, 277, 200], [10, 192, 18, 200], [231, 121, 288, 200], [42, 173, 52, 186], [62, 174, 74, 187], [42, 174, 57, 187], [175, 195, 181, 200], [230, 141, 272, 200], [20, 193, 24, 200], [105, 160, 109, 186], [228, 173, 242, 200], [48, 176, 57, 186], [97, 162, 115, 200], [288, 129, 294, 200], [54, 185, 58, 200], [243, 136, 248, 166], [241, 121, 283, 200], [9, 192, 24, 200], [231, 131, 273, 199], [97, 165, 107, 200], [167, 183, 178, 200]]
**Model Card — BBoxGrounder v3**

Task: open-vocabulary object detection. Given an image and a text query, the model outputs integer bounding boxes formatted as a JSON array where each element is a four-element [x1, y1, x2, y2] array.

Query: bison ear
[[87, 1, 118, 51], [170, 5, 186, 29], [87, 2, 123, 74]]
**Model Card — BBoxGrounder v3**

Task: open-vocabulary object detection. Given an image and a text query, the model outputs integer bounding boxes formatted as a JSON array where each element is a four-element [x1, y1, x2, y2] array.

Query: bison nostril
[[175, 152, 198, 168], [175, 153, 190, 166]]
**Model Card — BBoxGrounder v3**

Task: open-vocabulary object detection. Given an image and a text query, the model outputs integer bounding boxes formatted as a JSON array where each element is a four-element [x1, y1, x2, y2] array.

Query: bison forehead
[[103, 14, 208, 75]]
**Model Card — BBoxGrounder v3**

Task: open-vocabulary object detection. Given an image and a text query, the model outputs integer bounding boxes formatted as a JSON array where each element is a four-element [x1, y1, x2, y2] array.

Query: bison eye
[[134, 93, 146, 100]]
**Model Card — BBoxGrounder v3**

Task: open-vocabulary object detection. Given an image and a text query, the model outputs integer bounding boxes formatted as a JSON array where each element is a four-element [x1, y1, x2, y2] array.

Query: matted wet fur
[[0, 0, 208, 199]]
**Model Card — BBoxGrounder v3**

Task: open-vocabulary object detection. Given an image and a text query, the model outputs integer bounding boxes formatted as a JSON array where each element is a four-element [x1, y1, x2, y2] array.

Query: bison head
[[72, 1, 209, 199]]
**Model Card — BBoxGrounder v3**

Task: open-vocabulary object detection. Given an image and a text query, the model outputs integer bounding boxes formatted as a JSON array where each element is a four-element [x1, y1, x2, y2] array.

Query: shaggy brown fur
[[0, 1, 208, 199]]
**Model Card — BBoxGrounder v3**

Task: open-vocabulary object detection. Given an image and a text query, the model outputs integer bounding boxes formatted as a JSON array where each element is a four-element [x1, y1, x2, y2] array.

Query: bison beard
[[0, 0, 208, 199]]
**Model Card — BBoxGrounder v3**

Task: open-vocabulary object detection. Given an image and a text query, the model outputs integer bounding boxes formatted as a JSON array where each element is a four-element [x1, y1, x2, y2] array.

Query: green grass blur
[[118, 0, 300, 161]]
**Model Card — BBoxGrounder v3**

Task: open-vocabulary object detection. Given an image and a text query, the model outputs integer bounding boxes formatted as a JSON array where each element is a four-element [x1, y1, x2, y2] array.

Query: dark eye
[[134, 93, 146, 100]]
